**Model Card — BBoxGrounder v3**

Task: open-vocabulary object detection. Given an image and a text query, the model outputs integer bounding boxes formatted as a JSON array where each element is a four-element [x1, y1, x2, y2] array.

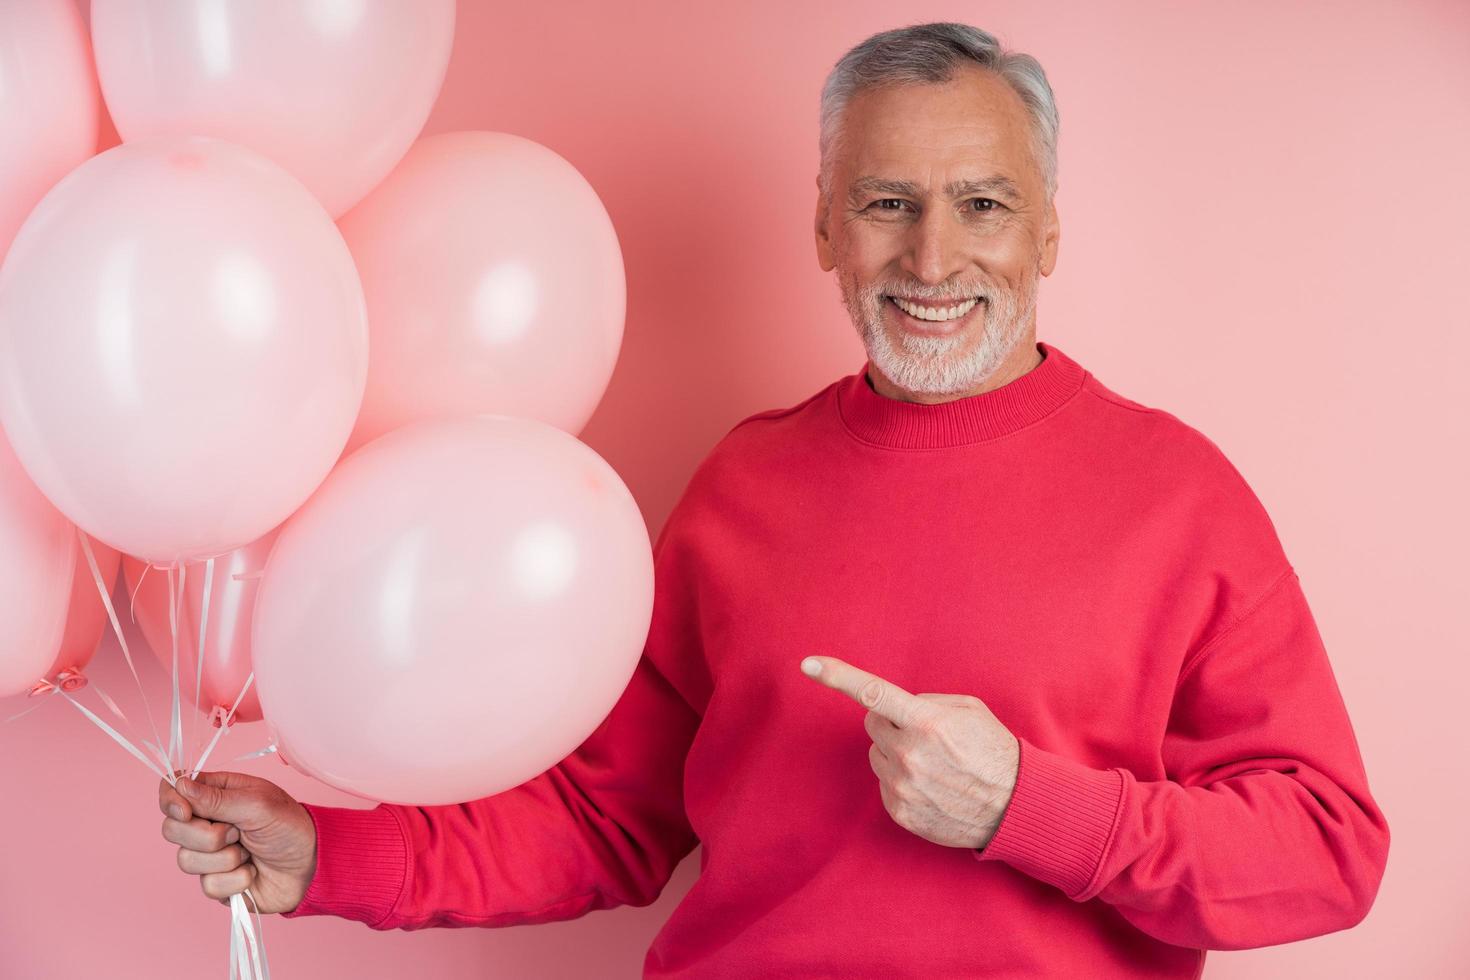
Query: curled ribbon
[[27, 665, 89, 696], [5, 667, 88, 725]]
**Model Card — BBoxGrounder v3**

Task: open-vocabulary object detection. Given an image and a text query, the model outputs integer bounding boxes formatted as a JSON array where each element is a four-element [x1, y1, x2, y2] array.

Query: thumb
[[176, 771, 268, 827]]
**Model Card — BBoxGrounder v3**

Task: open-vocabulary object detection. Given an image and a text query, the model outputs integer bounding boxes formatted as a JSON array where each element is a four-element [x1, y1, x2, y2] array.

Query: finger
[[159, 775, 192, 823], [178, 843, 249, 876], [176, 771, 267, 827], [800, 655, 927, 727], [200, 860, 255, 902], [868, 742, 892, 777], [918, 692, 980, 708], [162, 815, 239, 851], [863, 709, 899, 745]]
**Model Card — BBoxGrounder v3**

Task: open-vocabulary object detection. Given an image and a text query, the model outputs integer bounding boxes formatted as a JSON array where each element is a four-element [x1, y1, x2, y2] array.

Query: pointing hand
[[801, 655, 1019, 849]]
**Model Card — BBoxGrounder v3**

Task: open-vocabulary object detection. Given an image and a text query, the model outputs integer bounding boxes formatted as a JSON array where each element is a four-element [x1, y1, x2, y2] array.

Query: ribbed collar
[[836, 340, 1086, 449]]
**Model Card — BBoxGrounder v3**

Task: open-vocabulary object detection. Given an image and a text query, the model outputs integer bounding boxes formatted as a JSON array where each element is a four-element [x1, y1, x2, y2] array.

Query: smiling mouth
[[885, 294, 985, 322]]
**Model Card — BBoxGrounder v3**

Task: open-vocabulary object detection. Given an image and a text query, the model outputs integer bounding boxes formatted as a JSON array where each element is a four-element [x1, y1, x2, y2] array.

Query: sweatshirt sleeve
[[974, 565, 1391, 951], [280, 506, 706, 931]]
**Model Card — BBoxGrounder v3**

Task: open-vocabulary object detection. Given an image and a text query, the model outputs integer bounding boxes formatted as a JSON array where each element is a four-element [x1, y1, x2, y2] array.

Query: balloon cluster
[[1, 2, 650, 814]]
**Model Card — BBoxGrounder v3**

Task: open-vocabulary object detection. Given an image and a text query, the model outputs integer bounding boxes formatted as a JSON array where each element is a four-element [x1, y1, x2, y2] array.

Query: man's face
[[815, 64, 1060, 400]]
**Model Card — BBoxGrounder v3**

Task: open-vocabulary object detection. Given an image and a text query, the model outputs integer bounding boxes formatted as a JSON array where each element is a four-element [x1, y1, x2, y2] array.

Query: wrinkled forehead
[[836, 71, 1041, 196]]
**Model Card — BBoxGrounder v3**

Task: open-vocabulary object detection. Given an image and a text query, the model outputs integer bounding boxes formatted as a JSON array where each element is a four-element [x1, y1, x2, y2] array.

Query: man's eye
[[867, 198, 1000, 213]]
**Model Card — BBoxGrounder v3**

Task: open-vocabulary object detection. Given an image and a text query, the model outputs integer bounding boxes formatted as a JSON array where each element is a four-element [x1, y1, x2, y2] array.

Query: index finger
[[800, 655, 927, 727]]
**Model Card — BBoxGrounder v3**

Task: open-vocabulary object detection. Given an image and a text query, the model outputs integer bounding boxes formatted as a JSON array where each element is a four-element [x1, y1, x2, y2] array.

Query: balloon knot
[[27, 666, 88, 697]]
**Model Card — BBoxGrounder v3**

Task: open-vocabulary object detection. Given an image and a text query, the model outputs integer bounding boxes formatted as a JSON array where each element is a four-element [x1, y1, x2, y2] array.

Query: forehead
[[837, 65, 1038, 193]]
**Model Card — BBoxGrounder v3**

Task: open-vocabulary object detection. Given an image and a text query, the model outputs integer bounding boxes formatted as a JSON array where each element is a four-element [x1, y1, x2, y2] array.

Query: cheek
[[840, 227, 903, 276], [975, 228, 1041, 277]]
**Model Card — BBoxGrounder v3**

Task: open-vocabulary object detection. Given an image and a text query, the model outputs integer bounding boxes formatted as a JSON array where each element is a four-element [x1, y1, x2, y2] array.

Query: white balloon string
[[88, 677, 130, 727], [192, 557, 215, 767], [232, 742, 278, 763], [80, 676, 174, 773], [3, 671, 164, 776], [3, 699, 46, 724], [34, 543, 271, 980], [166, 561, 186, 774], [77, 529, 168, 764], [249, 888, 272, 978], [56, 687, 169, 781], [189, 671, 254, 780], [230, 889, 270, 980], [129, 561, 152, 624]]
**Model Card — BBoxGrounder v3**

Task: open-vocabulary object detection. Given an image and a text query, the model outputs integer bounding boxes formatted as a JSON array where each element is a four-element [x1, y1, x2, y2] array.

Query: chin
[[865, 319, 1016, 397]]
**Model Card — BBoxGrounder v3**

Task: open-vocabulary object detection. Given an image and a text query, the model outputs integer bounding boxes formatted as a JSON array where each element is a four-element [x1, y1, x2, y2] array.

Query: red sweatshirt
[[281, 340, 1389, 977]]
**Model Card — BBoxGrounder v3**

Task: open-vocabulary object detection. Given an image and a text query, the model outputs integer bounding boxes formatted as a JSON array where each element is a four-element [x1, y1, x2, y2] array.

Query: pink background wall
[[3, 0, 1466, 976]]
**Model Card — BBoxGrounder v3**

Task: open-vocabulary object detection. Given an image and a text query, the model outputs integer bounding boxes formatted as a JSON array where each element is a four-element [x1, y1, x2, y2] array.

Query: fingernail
[[801, 657, 822, 677], [169, 804, 185, 821], [225, 826, 239, 845]]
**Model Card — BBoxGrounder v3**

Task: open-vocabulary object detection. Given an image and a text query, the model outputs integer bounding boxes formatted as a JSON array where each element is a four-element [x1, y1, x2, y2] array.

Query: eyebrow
[[848, 174, 1025, 203]]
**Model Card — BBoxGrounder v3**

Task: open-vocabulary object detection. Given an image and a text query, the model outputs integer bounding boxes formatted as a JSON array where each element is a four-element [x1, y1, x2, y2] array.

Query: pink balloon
[[339, 132, 626, 453], [40, 535, 122, 681], [0, 430, 76, 698], [121, 531, 278, 725], [0, 135, 369, 564], [90, 0, 455, 218], [0, 0, 99, 261], [252, 415, 654, 805]]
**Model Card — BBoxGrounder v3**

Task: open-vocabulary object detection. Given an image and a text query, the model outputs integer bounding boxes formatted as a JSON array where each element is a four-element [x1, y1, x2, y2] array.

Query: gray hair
[[818, 22, 1059, 206]]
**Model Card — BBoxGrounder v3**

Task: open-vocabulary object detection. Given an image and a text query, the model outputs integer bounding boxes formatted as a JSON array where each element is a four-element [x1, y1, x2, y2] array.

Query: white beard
[[838, 253, 1041, 397]]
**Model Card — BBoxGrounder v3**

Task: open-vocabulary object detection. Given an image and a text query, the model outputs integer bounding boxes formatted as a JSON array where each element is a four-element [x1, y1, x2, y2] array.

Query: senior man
[[157, 22, 1390, 978]]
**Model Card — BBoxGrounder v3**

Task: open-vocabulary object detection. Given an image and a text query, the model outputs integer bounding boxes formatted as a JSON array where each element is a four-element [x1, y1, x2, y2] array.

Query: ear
[[1039, 198, 1060, 277], [815, 174, 836, 272]]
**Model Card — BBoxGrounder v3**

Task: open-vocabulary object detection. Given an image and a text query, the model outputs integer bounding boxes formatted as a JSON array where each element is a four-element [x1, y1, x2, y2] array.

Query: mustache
[[866, 283, 992, 302]]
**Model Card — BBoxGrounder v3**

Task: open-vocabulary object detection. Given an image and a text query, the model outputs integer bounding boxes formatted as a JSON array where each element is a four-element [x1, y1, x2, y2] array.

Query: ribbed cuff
[[280, 802, 409, 927], [972, 735, 1123, 900]]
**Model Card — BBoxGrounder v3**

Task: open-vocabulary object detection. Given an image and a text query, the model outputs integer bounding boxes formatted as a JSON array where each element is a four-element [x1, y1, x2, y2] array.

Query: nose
[[900, 204, 969, 287]]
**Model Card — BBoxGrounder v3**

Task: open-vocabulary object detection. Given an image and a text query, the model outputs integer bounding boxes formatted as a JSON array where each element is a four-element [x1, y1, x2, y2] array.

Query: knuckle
[[909, 711, 940, 737], [858, 679, 885, 709]]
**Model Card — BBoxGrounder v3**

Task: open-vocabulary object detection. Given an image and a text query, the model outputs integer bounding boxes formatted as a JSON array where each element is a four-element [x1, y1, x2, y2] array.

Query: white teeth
[[891, 296, 979, 321]]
